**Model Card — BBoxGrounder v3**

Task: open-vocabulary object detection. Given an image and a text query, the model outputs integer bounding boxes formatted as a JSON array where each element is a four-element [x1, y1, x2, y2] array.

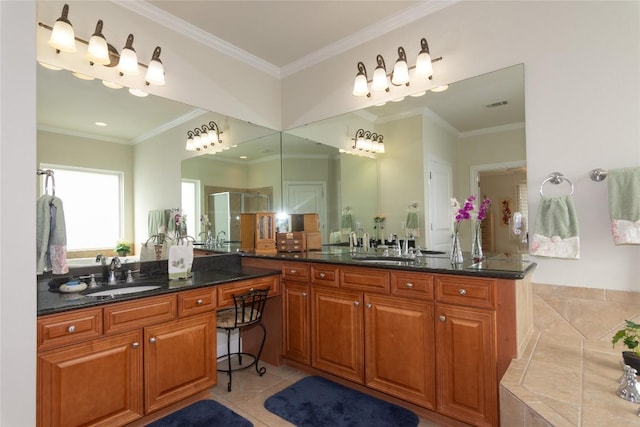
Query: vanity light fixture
[[352, 37, 442, 97], [128, 88, 148, 97], [39, 4, 167, 90]]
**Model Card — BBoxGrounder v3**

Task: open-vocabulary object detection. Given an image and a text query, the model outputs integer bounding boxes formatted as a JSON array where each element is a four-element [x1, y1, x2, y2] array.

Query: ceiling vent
[[484, 100, 508, 108]]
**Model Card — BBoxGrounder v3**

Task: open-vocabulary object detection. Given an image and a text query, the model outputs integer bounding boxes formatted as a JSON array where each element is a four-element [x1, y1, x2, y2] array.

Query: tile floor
[[208, 360, 441, 426]]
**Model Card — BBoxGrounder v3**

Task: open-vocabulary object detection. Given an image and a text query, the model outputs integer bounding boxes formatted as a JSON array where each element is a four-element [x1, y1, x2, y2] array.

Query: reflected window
[[40, 164, 123, 251], [181, 179, 200, 237]]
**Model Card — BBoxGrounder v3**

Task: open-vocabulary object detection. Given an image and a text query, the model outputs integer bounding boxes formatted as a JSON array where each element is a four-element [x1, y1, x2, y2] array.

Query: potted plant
[[612, 319, 640, 372], [115, 240, 131, 257]]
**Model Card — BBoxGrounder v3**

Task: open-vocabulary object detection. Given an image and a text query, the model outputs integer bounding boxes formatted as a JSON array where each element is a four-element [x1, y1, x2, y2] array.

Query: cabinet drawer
[[310, 264, 339, 287], [390, 271, 434, 300], [435, 276, 496, 309], [217, 275, 279, 307], [178, 287, 217, 317], [104, 295, 177, 335], [38, 307, 103, 351], [282, 262, 310, 282], [340, 266, 389, 293]]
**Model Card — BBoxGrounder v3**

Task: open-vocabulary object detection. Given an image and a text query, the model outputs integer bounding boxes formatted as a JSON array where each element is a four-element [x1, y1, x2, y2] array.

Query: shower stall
[[210, 191, 271, 242]]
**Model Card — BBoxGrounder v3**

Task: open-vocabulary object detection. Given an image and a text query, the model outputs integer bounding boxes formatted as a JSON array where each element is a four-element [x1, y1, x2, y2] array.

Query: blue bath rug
[[264, 376, 419, 427], [148, 399, 253, 427]]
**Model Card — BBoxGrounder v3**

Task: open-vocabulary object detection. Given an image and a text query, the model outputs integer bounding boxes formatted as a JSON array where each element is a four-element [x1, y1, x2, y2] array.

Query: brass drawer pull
[[290, 269, 297, 274], [319, 273, 326, 278]]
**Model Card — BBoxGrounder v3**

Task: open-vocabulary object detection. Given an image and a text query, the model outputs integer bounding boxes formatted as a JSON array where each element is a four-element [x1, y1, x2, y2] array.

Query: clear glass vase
[[450, 231, 463, 264], [471, 221, 484, 262]]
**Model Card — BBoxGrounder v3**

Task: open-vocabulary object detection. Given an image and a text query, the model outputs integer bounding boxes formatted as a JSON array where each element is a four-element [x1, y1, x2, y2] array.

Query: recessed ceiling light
[[430, 85, 449, 93], [102, 80, 123, 89], [38, 62, 62, 71], [128, 88, 148, 97], [72, 72, 94, 81], [95, 121, 107, 127], [240, 155, 247, 159]]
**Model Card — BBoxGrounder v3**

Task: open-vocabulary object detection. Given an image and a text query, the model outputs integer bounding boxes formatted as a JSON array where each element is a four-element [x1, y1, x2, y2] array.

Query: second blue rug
[[264, 376, 418, 427], [148, 399, 252, 427]]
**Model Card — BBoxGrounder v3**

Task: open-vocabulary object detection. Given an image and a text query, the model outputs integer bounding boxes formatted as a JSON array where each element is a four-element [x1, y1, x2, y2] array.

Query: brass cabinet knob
[[354, 301, 360, 307], [406, 282, 414, 288], [196, 299, 203, 305]]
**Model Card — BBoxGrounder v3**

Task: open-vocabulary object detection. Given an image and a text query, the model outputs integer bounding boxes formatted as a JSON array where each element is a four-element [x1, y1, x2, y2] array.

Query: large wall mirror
[[281, 64, 526, 252], [36, 64, 278, 260]]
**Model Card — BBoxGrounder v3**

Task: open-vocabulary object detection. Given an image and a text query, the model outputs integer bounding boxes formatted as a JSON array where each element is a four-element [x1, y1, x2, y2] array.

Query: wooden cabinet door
[[364, 294, 436, 410], [144, 314, 216, 413], [37, 331, 143, 427], [283, 281, 311, 364], [435, 303, 497, 427], [311, 287, 364, 384]]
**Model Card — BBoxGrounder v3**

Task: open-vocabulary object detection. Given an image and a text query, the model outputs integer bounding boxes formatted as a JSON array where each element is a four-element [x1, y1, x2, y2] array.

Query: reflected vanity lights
[[39, 3, 166, 97], [352, 37, 442, 98], [352, 129, 385, 154], [185, 121, 224, 152]]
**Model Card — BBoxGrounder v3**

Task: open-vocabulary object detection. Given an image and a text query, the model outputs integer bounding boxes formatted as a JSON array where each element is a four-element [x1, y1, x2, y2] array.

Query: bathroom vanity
[[36, 251, 534, 427]]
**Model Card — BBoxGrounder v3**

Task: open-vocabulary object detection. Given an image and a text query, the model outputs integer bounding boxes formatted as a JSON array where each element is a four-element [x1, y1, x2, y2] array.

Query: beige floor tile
[[522, 359, 582, 404], [531, 332, 583, 371]]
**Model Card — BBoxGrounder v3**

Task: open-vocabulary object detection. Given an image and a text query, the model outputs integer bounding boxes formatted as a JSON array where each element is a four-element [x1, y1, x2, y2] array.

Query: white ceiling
[[36, 0, 525, 152]]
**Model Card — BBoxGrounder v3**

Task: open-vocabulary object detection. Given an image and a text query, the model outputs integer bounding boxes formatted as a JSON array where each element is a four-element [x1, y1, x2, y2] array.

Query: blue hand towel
[[531, 195, 580, 259], [36, 195, 69, 274], [608, 167, 640, 245]]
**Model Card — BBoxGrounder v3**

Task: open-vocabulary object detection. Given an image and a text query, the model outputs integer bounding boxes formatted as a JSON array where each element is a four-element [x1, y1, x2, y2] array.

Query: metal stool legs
[[217, 321, 267, 392]]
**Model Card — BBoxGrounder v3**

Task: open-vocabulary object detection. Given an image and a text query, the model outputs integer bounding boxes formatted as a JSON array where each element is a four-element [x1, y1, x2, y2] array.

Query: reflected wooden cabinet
[[240, 212, 277, 254]]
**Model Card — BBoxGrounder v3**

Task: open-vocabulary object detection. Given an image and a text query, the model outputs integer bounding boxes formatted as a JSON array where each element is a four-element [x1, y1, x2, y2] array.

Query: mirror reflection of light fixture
[[352, 37, 442, 97], [352, 129, 384, 154], [145, 47, 165, 86], [118, 34, 140, 76], [185, 121, 224, 152], [128, 88, 148, 97], [87, 20, 110, 66], [48, 4, 76, 53]]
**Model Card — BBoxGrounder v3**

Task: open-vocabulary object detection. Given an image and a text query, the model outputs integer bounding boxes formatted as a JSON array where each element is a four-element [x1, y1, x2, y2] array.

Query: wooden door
[[435, 303, 497, 427], [37, 331, 143, 427], [144, 314, 216, 413], [427, 157, 453, 251], [364, 294, 436, 409], [311, 287, 363, 383], [282, 281, 311, 364]]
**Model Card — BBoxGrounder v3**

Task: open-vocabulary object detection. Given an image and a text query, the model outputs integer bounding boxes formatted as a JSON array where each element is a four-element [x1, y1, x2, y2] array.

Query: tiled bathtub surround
[[501, 283, 640, 426]]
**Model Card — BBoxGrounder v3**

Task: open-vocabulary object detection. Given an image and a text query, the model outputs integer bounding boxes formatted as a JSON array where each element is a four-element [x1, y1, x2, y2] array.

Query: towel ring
[[539, 172, 574, 197]]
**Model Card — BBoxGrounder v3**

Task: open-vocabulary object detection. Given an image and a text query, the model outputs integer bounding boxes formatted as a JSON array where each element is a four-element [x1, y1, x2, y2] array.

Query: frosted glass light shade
[[352, 74, 368, 96], [49, 20, 76, 53], [377, 142, 385, 154], [391, 59, 409, 85], [88, 35, 110, 65], [371, 66, 388, 91], [145, 60, 165, 86], [415, 51, 433, 78], [118, 48, 139, 75], [185, 137, 197, 151]]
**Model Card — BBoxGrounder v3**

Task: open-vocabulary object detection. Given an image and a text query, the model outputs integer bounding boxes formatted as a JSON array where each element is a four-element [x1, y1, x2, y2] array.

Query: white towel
[[168, 239, 193, 280], [608, 167, 640, 245], [531, 195, 580, 259], [139, 243, 156, 262], [36, 195, 69, 274]]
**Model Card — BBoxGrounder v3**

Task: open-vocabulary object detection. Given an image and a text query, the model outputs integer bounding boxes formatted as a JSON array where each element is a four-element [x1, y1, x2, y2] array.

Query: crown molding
[[113, 0, 458, 80], [38, 124, 131, 145], [133, 108, 207, 144], [112, 0, 281, 78], [459, 122, 525, 138]]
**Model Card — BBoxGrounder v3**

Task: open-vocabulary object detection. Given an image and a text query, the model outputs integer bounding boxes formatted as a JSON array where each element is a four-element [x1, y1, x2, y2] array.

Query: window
[[181, 179, 200, 237], [40, 164, 123, 251]]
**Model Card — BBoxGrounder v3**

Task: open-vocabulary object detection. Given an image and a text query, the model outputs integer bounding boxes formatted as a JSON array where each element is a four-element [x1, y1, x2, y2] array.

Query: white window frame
[[181, 179, 201, 238], [40, 163, 124, 251]]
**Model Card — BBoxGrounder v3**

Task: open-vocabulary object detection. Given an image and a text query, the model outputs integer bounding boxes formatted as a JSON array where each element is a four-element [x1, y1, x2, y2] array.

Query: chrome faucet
[[108, 257, 121, 285], [393, 234, 401, 255], [95, 253, 107, 265]]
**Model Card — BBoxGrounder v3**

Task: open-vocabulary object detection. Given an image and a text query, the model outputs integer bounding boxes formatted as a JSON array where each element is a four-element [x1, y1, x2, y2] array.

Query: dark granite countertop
[[199, 243, 537, 280], [38, 249, 536, 317], [37, 254, 279, 316]]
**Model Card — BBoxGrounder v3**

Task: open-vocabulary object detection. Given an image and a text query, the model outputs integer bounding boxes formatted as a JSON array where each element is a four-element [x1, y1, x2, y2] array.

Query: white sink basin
[[85, 285, 161, 297], [355, 259, 413, 266]]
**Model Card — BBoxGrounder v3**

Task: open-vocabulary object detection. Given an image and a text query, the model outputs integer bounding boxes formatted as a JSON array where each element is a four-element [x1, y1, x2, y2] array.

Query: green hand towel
[[608, 167, 640, 222], [531, 195, 580, 259]]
